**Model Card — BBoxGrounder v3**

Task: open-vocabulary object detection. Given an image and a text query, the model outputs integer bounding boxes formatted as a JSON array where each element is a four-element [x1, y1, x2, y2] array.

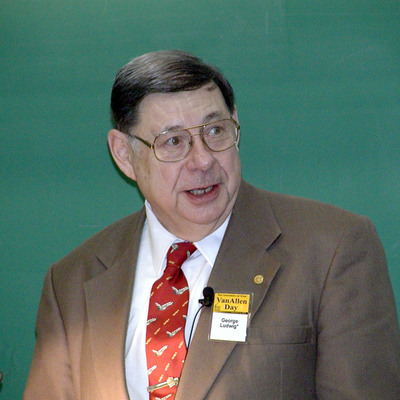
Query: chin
[[184, 210, 225, 226]]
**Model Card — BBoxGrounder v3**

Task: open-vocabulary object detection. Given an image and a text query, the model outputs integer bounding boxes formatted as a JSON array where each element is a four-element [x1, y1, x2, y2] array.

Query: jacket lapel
[[83, 209, 146, 400], [176, 181, 282, 400]]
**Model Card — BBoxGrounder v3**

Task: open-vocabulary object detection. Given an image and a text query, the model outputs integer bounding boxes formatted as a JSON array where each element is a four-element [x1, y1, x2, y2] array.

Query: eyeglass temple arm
[[132, 134, 153, 149]]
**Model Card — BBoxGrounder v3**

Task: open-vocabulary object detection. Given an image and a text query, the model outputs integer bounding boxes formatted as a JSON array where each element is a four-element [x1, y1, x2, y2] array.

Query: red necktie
[[146, 242, 197, 400]]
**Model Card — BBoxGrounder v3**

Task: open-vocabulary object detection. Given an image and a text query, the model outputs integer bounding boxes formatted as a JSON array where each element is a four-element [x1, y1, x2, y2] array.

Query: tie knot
[[166, 242, 197, 269]]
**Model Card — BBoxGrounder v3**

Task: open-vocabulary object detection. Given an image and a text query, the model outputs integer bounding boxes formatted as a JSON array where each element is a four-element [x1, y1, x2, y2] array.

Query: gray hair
[[110, 50, 235, 134]]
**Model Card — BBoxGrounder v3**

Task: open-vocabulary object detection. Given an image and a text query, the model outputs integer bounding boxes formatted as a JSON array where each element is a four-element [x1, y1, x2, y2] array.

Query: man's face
[[114, 83, 241, 241]]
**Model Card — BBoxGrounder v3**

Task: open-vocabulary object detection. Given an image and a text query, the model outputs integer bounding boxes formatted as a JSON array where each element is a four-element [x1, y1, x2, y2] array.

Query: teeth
[[190, 186, 213, 195]]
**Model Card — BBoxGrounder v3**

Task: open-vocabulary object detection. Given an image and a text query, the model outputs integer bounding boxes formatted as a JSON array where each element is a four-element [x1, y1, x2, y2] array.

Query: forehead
[[136, 84, 230, 133]]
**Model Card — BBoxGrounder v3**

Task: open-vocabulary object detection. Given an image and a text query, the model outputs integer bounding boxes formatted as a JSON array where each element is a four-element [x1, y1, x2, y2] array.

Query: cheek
[[130, 156, 157, 192], [221, 152, 241, 180], [133, 152, 161, 182], [148, 164, 182, 196]]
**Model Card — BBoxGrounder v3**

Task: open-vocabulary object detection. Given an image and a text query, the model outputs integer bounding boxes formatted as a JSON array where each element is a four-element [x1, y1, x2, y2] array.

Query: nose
[[185, 133, 215, 170]]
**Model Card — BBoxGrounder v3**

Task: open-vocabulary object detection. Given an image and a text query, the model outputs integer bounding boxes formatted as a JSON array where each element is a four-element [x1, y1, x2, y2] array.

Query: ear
[[231, 106, 240, 148], [107, 129, 137, 181], [231, 105, 239, 123]]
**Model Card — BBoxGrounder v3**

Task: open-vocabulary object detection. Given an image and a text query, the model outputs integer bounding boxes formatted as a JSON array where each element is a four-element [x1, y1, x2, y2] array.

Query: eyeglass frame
[[127, 117, 240, 162]]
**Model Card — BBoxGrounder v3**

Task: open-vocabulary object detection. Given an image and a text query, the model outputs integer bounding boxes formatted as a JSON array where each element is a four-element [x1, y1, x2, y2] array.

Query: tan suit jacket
[[24, 180, 400, 399]]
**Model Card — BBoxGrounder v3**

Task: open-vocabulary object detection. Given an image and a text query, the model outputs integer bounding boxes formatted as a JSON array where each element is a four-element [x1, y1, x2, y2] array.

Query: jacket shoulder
[[51, 208, 145, 276], [239, 180, 372, 236]]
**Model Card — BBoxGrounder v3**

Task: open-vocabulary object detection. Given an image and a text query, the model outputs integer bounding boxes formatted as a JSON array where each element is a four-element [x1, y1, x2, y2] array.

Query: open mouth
[[188, 185, 214, 196]]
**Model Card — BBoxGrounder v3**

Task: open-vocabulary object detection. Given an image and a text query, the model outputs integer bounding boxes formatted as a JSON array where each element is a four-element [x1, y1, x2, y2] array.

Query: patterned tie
[[146, 242, 197, 400]]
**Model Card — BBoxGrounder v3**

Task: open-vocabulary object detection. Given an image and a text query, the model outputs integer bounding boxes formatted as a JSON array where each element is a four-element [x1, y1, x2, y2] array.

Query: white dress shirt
[[125, 201, 230, 400]]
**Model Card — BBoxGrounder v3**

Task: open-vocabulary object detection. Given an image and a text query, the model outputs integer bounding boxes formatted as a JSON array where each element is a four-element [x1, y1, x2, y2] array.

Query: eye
[[165, 135, 182, 146], [207, 125, 224, 136], [156, 131, 188, 150]]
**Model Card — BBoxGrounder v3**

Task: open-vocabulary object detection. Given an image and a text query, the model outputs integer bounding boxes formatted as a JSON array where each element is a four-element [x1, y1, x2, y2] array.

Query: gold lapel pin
[[254, 275, 264, 285]]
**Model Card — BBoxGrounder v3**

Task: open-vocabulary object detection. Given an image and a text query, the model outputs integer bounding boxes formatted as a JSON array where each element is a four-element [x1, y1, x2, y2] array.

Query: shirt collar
[[145, 200, 230, 275]]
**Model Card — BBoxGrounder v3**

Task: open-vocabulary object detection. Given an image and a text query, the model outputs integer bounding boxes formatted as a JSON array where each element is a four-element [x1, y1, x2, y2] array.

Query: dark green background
[[1, 1, 399, 398]]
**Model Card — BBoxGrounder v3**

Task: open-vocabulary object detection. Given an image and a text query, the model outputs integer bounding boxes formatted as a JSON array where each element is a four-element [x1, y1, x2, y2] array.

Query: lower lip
[[186, 185, 219, 202]]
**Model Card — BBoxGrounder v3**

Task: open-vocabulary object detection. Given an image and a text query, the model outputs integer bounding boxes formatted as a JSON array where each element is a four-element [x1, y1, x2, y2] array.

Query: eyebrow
[[158, 111, 227, 134]]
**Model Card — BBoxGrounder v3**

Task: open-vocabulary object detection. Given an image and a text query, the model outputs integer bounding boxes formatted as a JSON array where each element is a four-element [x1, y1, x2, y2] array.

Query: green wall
[[1, 1, 399, 398]]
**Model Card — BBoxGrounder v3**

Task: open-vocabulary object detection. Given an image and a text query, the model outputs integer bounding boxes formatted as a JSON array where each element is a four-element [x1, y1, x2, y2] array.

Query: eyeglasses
[[129, 118, 240, 162]]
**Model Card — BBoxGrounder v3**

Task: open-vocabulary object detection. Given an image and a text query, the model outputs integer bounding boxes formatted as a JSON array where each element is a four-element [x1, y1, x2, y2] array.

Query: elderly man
[[25, 50, 400, 399]]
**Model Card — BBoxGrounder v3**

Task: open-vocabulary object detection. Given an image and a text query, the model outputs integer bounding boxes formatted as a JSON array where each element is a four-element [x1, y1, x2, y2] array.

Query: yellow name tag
[[209, 292, 252, 342], [213, 293, 251, 314]]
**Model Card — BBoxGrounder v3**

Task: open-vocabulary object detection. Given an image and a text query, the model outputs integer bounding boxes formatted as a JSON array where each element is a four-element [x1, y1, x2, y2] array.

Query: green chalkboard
[[1, 1, 399, 398]]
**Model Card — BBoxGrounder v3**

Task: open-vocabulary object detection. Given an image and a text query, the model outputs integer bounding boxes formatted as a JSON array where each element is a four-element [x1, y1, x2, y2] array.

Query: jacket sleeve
[[315, 215, 400, 399], [24, 265, 75, 400]]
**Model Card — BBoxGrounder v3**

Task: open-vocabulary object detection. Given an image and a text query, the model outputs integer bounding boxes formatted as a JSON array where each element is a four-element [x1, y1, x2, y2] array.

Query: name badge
[[209, 293, 252, 342]]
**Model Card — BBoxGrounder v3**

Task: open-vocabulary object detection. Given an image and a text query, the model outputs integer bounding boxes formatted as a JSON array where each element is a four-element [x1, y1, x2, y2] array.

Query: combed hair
[[110, 50, 235, 134]]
